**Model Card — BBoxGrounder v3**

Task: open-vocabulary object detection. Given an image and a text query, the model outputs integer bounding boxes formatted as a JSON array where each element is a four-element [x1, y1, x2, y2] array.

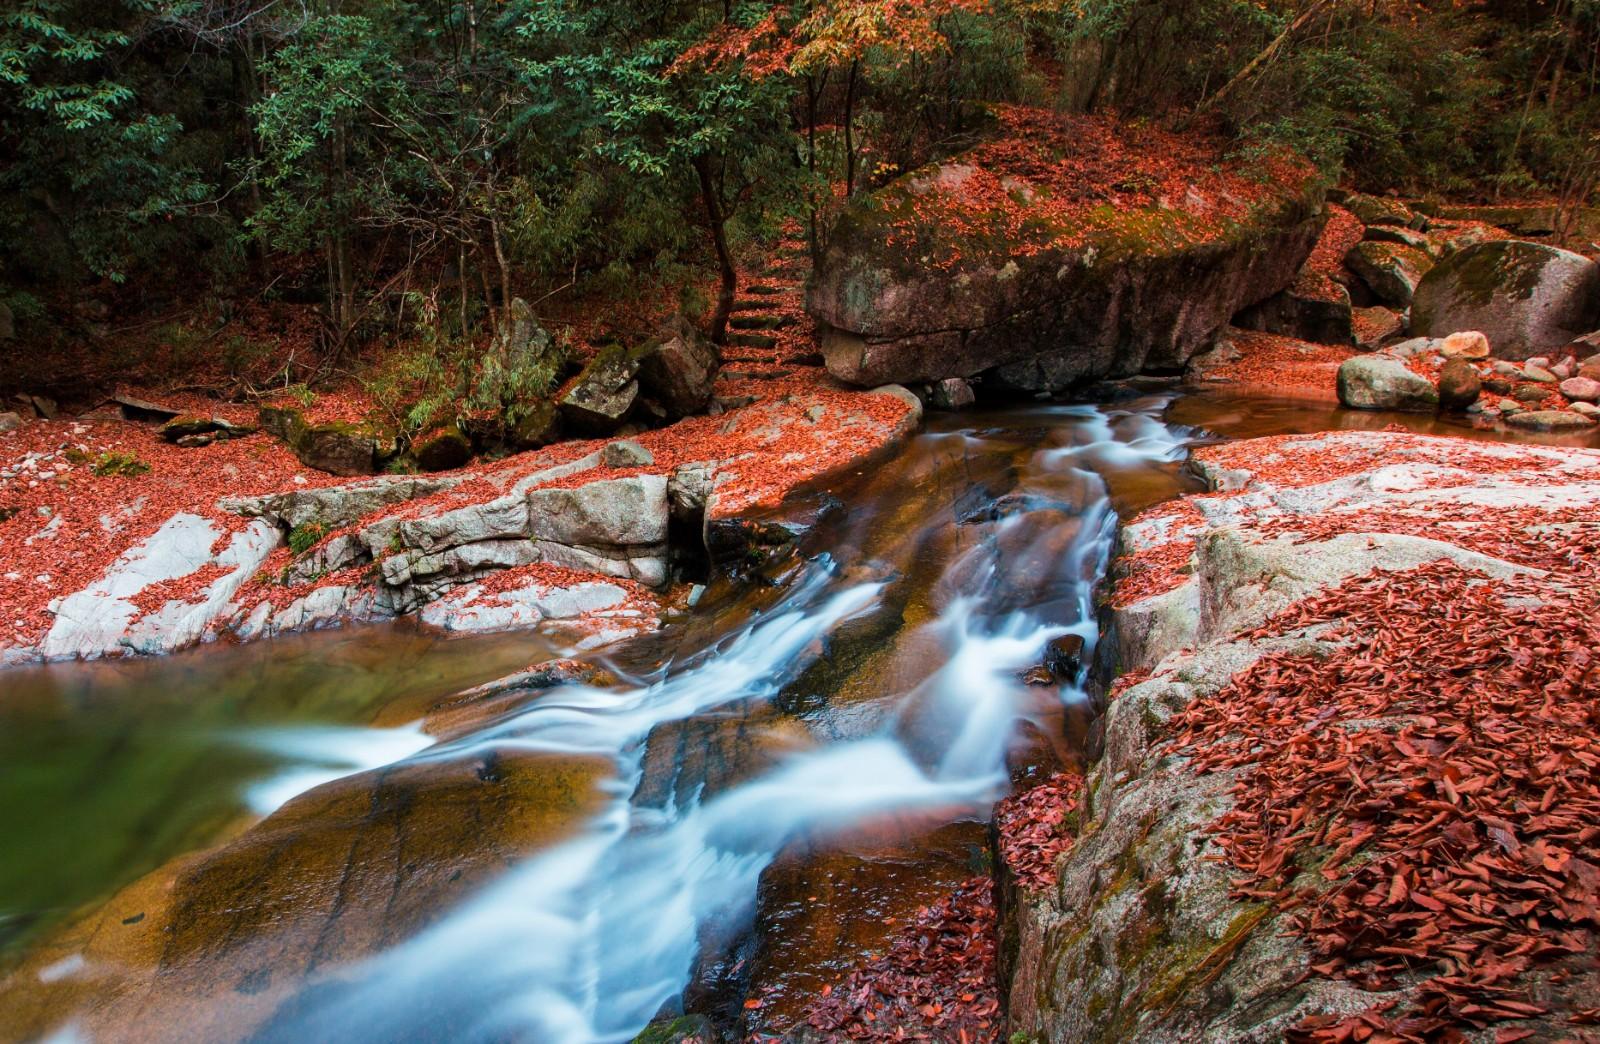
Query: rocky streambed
[[5, 390, 1596, 1044]]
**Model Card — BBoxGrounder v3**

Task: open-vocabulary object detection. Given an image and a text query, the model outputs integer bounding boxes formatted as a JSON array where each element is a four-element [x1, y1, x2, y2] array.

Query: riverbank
[[1000, 429, 1600, 1041]]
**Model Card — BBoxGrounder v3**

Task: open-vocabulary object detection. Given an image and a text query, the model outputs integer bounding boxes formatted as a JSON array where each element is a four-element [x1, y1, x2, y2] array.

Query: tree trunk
[[844, 60, 860, 198], [1188, 0, 1336, 124], [694, 153, 736, 346]]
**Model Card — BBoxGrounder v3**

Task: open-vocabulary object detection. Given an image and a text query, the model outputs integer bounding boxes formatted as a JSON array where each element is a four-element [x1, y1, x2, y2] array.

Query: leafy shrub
[[287, 521, 327, 556]]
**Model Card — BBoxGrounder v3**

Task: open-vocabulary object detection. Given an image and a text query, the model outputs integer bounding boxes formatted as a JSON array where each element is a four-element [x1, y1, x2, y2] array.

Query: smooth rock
[[1436, 357, 1481, 412], [1523, 365, 1557, 383], [1513, 385, 1550, 403], [1559, 376, 1600, 403], [0, 411, 21, 433], [1336, 356, 1438, 411], [1570, 401, 1600, 419], [1410, 240, 1600, 358], [601, 439, 654, 467], [1505, 409, 1596, 431], [1439, 330, 1490, 359]]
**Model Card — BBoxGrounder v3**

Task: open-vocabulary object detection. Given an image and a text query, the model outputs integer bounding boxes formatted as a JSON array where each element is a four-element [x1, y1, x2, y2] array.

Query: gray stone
[[558, 343, 647, 432], [1345, 240, 1432, 306], [807, 156, 1322, 391], [1336, 356, 1438, 411], [1505, 409, 1597, 432], [638, 315, 719, 418], [0, 411, 21, 433], [601, 439, 654, 467], [1560, 376, 1600, 403], [1410, 240, 1600, 359], [928, 376, 976, 410]]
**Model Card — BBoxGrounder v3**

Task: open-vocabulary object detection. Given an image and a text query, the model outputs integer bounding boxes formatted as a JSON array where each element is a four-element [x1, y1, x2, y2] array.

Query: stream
[[1, 391, 1588, 1044]]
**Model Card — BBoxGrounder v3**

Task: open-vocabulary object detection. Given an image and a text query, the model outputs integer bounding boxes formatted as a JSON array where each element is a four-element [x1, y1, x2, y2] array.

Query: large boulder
[[259, 406, 389, 477], [1336, 356, 1438, 411], [807, 120, 1324, 393], [638, 315, 719, 418], [557, 343, 650, 433], [1410, 240, 1600, 359], [1232, 271, 1353, 346], [1344, 240, 1431, 307]]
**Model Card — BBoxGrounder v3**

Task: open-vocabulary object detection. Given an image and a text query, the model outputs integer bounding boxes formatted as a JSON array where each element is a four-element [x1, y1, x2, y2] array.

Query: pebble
[[1559, 376, 1600, 403], [1492, 361, 1522, 377], [1498, 398, 1522, 414], [1571, 401, 1600, 419], [1523, 365, 1558, 383]]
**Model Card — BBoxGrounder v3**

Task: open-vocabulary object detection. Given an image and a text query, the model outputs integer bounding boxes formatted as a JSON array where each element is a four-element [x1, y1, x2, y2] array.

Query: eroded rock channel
[[2, 395, 1595, 1044]]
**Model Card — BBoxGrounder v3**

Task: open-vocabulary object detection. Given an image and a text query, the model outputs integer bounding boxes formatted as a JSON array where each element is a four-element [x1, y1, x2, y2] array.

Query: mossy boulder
[[558, 342, 653, 433], [807, 153, 1325, 392], [411, 424, 472, 472], [1410, 240, 1600, 360], [259, 405, 388, 477], [1344, 240, 1432, 307], [1337, 356, 1439, 411], [1340, 191, 1418, 228]]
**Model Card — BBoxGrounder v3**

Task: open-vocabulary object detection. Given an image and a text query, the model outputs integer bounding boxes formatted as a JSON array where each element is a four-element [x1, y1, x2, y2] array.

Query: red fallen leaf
[[744, 999, 763, 1010]]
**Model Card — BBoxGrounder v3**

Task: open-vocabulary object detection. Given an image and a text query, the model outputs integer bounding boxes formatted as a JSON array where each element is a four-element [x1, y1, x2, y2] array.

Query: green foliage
[[287, 522, 327, 556], [91, 450, 149, 477]]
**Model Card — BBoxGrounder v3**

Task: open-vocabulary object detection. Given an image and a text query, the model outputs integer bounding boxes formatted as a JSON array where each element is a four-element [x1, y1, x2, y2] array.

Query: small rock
[[159, 415, 222, 441], [1484, 377, 1513, 395], [1492, 360, 1523, 377], [1523, 365, 1558, 383], [1498, 398, 1522, 414], [1505, 409, 1597, 432], [1526, 356, 1552, 370], [929, 377, 976, 410], [1580, 354, 1600, 382], [175, 433, 215, 448], [1385, 337, 1434, 359], [601, 439, 654, 467], [1337, 356, 1438, 411], [1439, 331, 1490, 360], [1570, 401, 1600, 419], [1044, 634, 1085, 682], [0, 411, 21, 433], [1560, 376, 1600, 403], [1436, 358, 1481, 412], [1513, 385, 1550, 403]]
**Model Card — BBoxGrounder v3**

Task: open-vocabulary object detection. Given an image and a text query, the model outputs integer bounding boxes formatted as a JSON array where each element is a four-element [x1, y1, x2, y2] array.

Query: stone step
[[727, 332, 780, 350], [729, 314, 798, 331], [744, 284, 786, 296], [731, 298, 782, 313]]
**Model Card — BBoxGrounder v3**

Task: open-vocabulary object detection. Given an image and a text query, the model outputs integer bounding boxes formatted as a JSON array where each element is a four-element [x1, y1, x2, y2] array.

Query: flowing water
[[1, 392, 1589, 1044]]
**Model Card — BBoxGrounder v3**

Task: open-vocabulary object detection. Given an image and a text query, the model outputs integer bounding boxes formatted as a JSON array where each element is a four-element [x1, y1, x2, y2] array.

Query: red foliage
[[1199, 328, 1355, 400], [883, 106, 1316, 271], [791, 877, 1002, 1043], [995, 772, 1083, 891], [1169, 555, 1600, 1039]]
